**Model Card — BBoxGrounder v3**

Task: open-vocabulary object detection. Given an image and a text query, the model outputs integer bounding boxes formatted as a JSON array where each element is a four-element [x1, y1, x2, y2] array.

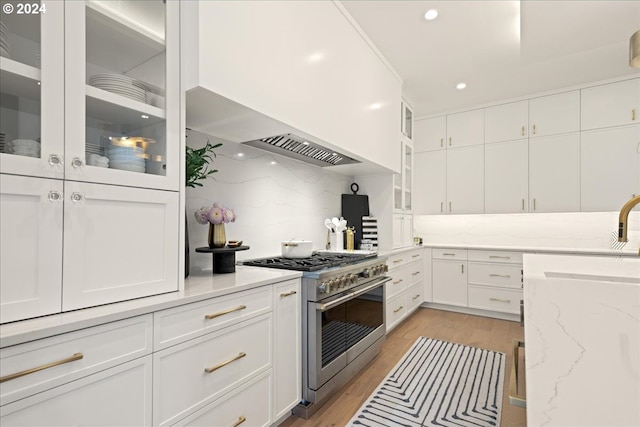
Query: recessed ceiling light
[[270, 161, 277, 165], [456, 82, 467, 90], [424, 9, 439, 21], [237, 153, 244, 157], [141, 114, 149, 119], [370, 102, 382, 110]]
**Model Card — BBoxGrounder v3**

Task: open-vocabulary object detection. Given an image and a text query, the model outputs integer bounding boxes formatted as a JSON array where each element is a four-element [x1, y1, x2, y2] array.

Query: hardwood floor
[[279, 308, 527, 427]]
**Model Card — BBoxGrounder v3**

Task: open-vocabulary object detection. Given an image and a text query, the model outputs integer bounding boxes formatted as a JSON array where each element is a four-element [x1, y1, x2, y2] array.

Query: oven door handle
[[316, 277, 391, 312], [353, 277, 391, 298]]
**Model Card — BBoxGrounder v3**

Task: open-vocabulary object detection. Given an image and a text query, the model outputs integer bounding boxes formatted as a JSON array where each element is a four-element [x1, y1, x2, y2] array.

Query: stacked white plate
[[88, 74, 149, 104], [0, 132, 5, 153], [87, 153, 109, 168], [107, 145, 146, 173], [5, 139, 40, 158], [0, 21, 10, 58], [86, 141, 104, 156]]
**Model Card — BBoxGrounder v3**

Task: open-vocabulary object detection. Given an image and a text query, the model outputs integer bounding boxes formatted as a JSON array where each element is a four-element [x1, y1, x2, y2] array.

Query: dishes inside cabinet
[[0, 21, 10, 59], [88, 74, 150, 104]]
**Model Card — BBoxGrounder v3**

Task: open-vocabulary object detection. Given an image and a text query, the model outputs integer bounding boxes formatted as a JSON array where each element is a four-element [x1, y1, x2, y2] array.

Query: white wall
[[185, 130, 353, 273], [414, 212, 640, 252]]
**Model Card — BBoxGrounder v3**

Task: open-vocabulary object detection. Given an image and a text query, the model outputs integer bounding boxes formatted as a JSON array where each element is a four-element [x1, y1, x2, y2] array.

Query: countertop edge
[[0, 267, 302, 348], [387, 243, 638, 257]]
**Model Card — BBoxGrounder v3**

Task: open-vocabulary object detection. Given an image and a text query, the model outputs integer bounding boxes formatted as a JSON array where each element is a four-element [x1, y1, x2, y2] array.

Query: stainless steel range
[[243, 252, 390, 418]]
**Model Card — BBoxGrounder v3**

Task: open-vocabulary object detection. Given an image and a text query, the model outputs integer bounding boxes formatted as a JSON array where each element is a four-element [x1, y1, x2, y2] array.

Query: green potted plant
[[185, 139, 222, 277]]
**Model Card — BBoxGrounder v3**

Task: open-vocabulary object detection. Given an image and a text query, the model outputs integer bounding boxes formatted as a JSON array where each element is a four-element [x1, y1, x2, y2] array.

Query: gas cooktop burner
[[242, 252, 375, 271]]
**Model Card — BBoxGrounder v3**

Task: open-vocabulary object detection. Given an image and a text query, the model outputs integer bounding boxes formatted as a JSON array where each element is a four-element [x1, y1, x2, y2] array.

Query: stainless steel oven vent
[[242, 133, 360, 167]]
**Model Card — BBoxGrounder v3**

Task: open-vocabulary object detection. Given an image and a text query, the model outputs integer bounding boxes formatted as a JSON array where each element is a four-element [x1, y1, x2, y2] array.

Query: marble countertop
[[385, 243, 639, 257], [523, 254, 640, 426], [0, 267, 302, 348]]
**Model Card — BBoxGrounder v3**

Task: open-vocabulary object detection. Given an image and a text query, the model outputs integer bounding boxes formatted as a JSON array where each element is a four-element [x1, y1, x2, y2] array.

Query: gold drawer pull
[[521, 125, 525, 136], [489, 274, 511, 278], [280, 290, 297, 297], [393, 306, 404, 313], [442, 253, 456, 256], [411, 254, 420, 258], [232, 415, 247, 427], [489, 255, 511, 259], [412, 294, 421, 300], [205, 305, 246, 320], [393, 279, 403, 284], [633, 108, 636, 121], [393, 259, 404, 264], [205, 352, 246, 374], [490, 297, 511, 303], [0, 353, 84, 383], [412, 271, 420, 276]]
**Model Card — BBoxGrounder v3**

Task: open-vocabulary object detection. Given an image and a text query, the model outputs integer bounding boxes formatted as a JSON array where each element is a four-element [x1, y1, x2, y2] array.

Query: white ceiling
[[341, 0, 640, 119]]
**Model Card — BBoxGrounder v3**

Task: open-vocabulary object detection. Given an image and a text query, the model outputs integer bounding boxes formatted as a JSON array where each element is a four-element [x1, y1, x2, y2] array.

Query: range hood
[[241, 133, 361, 168]]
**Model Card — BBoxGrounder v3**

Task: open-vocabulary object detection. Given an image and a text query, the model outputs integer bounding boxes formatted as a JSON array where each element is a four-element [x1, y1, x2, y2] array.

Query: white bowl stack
[[87, 153, 109, 168], [0, 21, 10, 58], [107, 145, 146, 173], [5, 139, 40, 158], [88, 74, 150, 104]]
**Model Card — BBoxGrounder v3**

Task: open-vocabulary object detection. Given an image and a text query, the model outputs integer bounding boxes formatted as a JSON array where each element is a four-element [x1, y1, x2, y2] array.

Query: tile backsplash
[[186, 130, 352, 273]]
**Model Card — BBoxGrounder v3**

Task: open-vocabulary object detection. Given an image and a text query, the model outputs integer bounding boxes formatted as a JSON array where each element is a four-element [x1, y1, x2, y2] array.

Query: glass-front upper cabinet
[[0, 1, 65, 179], [403, 143, 412, 211], [65, 0, 179, 191]]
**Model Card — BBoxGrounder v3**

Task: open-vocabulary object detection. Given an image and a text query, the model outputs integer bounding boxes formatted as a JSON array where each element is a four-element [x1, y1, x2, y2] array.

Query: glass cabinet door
[[64, 0, 178, 191], [0, 1, 64, 179], [404, 143, 412, 210]]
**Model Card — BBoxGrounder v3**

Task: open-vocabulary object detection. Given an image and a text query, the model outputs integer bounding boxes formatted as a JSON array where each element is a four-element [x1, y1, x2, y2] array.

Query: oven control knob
[[349, 273, 357, 284], [338, 276, 346, 288], [318, 282, 328, 294], [361, 268, 371, 278]]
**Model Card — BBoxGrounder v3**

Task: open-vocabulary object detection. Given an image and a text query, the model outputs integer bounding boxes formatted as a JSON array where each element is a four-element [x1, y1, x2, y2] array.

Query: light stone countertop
[[0, 266, 302, 348], [523, 253, 640, 427], [384, 243, 639, 257]]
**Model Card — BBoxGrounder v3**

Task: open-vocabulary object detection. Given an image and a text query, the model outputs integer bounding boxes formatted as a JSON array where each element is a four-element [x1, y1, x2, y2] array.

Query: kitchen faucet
[[618, 194, 640, 255]]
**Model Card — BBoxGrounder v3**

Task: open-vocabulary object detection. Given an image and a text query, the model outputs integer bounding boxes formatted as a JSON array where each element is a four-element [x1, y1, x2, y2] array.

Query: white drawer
[[387, 249, 423, 269], [468, 263, 523, 289], [406, 283, 424, 312], [154, 286, 272, 350], [172, 370, 271, 427], [387, 270, 408, 298], [153, 314, 272, 427], [386, 293, 407, 332], [468, 286, 523, 314], [0, 315, 152, 405], [468, 250, 523, 264], [405, 260, 424, 285], [432, 248, 467, 260]]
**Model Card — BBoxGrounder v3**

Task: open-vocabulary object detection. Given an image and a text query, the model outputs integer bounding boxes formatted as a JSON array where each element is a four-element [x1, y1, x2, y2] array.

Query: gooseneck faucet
[[618, 194, 640, 255]]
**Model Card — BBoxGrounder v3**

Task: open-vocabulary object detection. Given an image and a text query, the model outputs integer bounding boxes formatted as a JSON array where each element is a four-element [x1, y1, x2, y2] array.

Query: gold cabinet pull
[[533, 198, 536, 210], [440, 201, 443, 213], [522, 198, 525, 211], [412, 254, 420, 258], [412, 294, 421, 300], [461, 264, 464, 274], [490, 297, 511, 303], [205, 352, 246, 374], [393, 259, 403, 264], [633, 108, 636, 121], [532, 124, 536, 135], [489, 274, 511, 278], [205, 305, 246, 320], [393, 279, 403, 285], [280, 290, 297, 297], [443, 253, 456, 256], [393, 306, 404, 313], [412, 271, 420, 276], [0, 353, 84, 383], [449, 201, 452, 212], [440, 138, 443, 147], [521, 125, 525, 136], [448, 137, 452, 146], [489, 255, 511, 259], [232, 416, 247, 427]]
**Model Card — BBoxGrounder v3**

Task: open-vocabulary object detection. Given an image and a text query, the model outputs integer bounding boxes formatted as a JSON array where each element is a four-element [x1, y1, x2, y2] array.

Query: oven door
[[307, 277, 389, 391]]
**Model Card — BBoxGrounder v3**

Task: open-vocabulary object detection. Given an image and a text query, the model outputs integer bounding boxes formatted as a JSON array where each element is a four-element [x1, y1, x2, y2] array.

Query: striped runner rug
[[348, 337, 505, 427]]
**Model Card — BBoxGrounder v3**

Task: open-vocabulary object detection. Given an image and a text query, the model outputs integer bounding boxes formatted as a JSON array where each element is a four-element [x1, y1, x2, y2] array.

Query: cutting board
[[341, 183, 370, 249]]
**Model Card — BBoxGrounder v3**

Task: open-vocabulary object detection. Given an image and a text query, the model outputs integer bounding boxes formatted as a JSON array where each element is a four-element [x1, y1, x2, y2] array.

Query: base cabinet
[[385, 248, 424, 332], [432, 249, 467, 307]]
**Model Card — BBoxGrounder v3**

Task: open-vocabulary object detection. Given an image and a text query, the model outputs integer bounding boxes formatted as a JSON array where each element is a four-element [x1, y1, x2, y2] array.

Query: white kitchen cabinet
[[432, 249, 467, 307], [485, 139, 528, 213], [0, 1, 64, 180], [272, 280, 301, 422], [485, 100, 528, 144], [0, 357, 153, 426], [446, 145, 484, 214], [182, 0, 401, 174], [62, 182, 179, 311], [414, 116, 446, 153], [529, 133, 580, 212], [401, 99, 414, 140], [386, 249, 424, 331], [422, 247, 433, 303], [392, 214, 413, 249], [581, 78, 640, 131], [581, 124, 640, 211], [394, 140, 413, 212], [0, 174, 63, 323], [0, 1, 181, 322], [529, 90, 580, 138], [446, 109, 484, 148], [413, 150, 446, 214]]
